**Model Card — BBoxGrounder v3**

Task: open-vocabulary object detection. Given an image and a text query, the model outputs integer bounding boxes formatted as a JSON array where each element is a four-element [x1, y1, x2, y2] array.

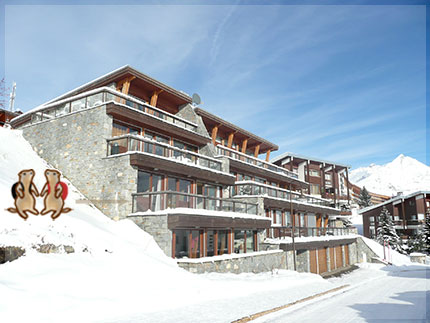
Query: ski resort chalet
[[360, 191, 430, 240], [10, 66, 364, 275]]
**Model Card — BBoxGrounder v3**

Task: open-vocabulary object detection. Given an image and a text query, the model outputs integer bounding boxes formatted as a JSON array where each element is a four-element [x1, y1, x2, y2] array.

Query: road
[[257, 265, 430, 323]]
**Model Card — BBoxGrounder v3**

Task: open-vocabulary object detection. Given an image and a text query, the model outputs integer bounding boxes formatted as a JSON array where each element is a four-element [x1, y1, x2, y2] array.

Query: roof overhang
[[194, 107, 278, 154]]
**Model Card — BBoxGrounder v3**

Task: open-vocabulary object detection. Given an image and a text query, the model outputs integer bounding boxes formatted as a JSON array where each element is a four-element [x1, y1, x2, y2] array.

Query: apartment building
[[271, 152, 351, 209], [11, 66, 351, 266], [360, 191, 430, 239]]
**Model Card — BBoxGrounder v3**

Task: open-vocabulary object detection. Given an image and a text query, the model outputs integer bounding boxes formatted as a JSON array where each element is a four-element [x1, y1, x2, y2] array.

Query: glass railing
[[271, 226, 357, 238], [107, 134, 222, 171], [132, 191, 258, 215], [19, 87, 198, 132], [231, 181, 333, 207], [216, 145, 299, 179]]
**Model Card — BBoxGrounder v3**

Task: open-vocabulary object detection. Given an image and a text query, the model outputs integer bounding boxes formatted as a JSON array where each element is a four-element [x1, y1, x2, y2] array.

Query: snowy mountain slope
[[350, 154, 430, 196]]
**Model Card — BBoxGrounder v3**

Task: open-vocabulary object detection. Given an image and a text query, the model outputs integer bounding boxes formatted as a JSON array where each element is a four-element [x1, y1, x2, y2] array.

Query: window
[[369, 216, 375, 224], [325, 174, 332, 180], [309, 169, 320, 177], [174, 230, 201, 258], [310, 184, 320, 195], [112, 121, 140, 136], [246, 230, 255, 253], [217, 230, 228, 255], [275, 210, 282, 225], [234, 230, 245, 254], [285, 211, 291, 226]]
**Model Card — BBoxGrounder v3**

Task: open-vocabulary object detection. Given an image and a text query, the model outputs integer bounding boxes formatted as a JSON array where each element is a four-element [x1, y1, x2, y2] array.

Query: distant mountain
[[350, 154, 430, 197]]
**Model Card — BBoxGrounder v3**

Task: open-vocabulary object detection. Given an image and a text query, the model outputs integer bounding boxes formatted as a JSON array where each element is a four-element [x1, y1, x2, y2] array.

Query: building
[[349, 182, 390, 205], [0, 108, 21, 127], [271, 152, 351, 209], [360, 191, 430, 240], [10, 66, 356, 272]]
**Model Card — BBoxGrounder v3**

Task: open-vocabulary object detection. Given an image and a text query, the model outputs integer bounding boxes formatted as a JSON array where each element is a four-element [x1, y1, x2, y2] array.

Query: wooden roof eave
[[195, 107, 278, 154]]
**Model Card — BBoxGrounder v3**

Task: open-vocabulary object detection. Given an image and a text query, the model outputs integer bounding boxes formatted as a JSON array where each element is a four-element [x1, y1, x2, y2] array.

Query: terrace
[[232, 181, 333, 207], [132, 191, 258, 215], [13, 87, 198, 132], [216, 145, 299, 179], [107, 134, 222, 172]]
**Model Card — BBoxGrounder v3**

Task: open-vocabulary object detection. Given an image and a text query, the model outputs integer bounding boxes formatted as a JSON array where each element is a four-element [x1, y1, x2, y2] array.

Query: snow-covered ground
[[254, 263, 430, 323], [350, 154, 430, 196], [1, 127, 428, 323]]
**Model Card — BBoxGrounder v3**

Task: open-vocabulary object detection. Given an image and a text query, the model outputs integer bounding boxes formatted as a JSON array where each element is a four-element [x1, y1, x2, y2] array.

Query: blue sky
[[3, 4, 427, 169]]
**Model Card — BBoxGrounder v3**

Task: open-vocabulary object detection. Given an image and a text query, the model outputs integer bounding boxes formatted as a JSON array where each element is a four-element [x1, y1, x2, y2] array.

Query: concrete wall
[[20, 105, 137, 220], [177, 250, 286, 274]]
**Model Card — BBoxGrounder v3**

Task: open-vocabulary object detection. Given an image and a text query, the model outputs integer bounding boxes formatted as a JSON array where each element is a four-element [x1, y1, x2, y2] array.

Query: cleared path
[[258, 266, 430, 323]]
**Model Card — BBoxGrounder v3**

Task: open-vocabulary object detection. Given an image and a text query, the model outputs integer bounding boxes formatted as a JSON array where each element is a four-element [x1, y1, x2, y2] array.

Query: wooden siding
[[309, 249, 318, 274], [318, 248, 328, 274]]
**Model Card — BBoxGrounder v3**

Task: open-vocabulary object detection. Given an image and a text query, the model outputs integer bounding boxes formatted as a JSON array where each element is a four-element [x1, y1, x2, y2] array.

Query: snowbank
[[360, 236, 412, 266]]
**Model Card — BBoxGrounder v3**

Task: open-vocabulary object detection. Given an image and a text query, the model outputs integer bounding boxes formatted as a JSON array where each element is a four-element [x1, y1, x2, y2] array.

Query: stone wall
[[295, 249, 310, 272], [128, 214, 172, 257], [355, 236, 379, 263], [20, 106, 137, 220], [177, 250, 286, 274]]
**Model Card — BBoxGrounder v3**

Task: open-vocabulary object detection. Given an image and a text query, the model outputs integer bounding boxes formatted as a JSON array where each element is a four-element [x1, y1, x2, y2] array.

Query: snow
[[1, 127, 428, 322], [350, 154, 430, 196], [360, 236, 412, 266], [254, 263, 430, 323], [176, 250, 283, 263], [130, 207, 268, 221], [265, 234, 359, 245]]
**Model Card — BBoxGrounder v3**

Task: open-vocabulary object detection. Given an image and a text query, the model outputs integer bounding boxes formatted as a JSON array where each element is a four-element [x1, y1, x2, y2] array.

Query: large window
[[175, 229, 201, 258]]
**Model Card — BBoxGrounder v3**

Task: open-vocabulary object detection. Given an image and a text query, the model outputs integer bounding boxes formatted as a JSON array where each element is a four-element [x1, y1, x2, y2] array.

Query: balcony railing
[[132, 191, 258, 215], [232, 181, 333, 207], [271, 226, 357, 238], [216, 146, 299, 179], [107, 134, 222, 171], [18, 87, 198, 132]]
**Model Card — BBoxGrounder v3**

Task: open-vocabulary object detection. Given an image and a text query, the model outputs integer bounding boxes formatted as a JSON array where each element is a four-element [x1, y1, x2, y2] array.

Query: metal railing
[[216, 145, 299, 179], [107, 134, 222, 171], [271, 226, 357, 238], [232, 181, 333, 207], [18, 87, 198, 132], [132, 191, 258, 214]]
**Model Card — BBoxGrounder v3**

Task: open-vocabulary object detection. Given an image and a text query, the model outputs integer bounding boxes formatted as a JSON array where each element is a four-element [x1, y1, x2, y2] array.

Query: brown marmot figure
[[7, 169, 40, 220], [40, 169, 71, 220]]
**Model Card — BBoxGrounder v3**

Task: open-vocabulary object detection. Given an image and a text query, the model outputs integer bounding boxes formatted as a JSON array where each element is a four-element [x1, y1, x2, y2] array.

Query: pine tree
[[358, 186, 372, 208], [376, 206, 403, 253], [419, 208, 430, 254]]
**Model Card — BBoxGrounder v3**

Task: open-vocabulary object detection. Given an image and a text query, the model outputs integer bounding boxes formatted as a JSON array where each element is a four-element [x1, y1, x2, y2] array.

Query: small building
[[360, 191, 430, 240]]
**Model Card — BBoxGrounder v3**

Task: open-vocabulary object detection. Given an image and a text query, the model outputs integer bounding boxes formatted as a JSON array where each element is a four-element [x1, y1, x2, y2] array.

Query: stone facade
[[128, 214, 172, 256], [177, 250, 286, 274], [20, 105, 137, 220], [295, 249, 310, 272]]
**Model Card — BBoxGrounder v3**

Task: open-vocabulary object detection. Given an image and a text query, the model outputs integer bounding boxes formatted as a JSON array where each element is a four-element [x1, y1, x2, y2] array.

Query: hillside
[[350, 154, 430, 196]]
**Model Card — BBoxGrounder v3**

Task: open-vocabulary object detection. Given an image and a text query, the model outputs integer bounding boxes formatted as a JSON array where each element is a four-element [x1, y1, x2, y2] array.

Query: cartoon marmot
[[7, 169, 40, 220], [40, 169, 71, 220]]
